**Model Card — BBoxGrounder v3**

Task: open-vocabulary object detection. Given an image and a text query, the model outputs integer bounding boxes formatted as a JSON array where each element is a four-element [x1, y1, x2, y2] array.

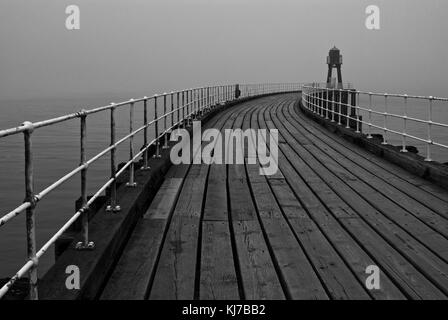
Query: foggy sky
[[0, 0, 447, 100]]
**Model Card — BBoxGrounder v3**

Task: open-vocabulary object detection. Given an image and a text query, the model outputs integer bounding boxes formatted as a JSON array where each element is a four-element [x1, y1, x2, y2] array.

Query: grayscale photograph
[[0, 0, 447, 313]]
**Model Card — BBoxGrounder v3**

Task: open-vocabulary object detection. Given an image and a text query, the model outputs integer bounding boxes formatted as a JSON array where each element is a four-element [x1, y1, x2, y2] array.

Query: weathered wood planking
[[228, 107, 284, 299], [257, 97, 431, 299], [98, 93, 448, 300], [286, 103, 448, 220], [261, 95, 447, 299], [199, 104, 255, 299], [149, 101, 252, 299], [268, 98, 448, 296], [244, 104, 332, 299], [290, 102, 448, 203], [249, 99, 385, 299], [100, 165, 188, 300]]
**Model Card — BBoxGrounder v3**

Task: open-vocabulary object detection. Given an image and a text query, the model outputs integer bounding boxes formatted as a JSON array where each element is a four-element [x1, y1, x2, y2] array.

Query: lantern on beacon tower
[[326, 46, 343, 88]]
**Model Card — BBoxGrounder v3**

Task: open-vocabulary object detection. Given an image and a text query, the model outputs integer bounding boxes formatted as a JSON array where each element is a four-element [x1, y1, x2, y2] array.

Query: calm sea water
[[0, 93, 447, 278]]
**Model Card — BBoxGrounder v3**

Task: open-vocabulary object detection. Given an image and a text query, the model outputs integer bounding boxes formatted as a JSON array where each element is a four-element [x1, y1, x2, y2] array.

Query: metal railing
[[0, 82, 302, 299], [302, 83, 448, 162]]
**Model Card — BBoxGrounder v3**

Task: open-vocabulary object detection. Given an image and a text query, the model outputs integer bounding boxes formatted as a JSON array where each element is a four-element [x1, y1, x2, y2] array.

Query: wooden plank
[[256, 96, 442, 299], [203, 164, 228, 221], [228, 165, 257, 221], [287, 103, 448, 217], [199, 104, 264, 299], [199, 101, 276, 299], [149, 215, 200, 299], [149, 101, 254, 299], [283, 103, 448, 233], [273, 101, 448, 270], [227, 163, 285, 299], [244, 101, 373, 299], [246, 164, 331, 299], [226, 102, 286, 299], [145, 178, 185, 220], [231, 219, 285, 299], [100, 170, 185, 299], [267, 176, 371, 300], [289, 101, 448, 204], [260, 96, 448, 299], [200, 221, 239, 299]]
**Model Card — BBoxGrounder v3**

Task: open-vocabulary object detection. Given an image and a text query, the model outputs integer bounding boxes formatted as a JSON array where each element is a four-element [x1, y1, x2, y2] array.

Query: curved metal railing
[[0, 82, 303, 299], [302, 83, 448, 162]]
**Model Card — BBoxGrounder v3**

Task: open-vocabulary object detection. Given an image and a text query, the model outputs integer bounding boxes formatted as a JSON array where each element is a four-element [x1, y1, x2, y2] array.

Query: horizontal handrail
[[308, 83, 448, 101], [0, 82, 303, 299], [301, 84, 448, 162]]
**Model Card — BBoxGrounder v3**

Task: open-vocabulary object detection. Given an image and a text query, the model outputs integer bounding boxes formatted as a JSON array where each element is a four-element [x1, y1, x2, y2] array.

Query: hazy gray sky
[[0, 0, 447, 99]]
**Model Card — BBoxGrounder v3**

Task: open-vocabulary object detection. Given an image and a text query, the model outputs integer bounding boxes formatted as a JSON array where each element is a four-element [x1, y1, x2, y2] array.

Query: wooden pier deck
[[99, 93, 448, 300]]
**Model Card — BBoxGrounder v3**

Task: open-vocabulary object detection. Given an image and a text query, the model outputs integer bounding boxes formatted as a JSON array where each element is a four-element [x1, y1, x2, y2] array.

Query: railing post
[[337, 89, 342, 125], [126, 99, 137, 187], [171, 91, 174, 129], [319, 89, 323, 115], [325, 88, 329, 119], [200, 87, 203, 113], [382, 94, 388, 145], [425, 96, 433, 162], [76, 110, 94, 250], [163, 93, 170, 149], [181, 91, 185, 128], [207, 87, 210, 111], [177, 92, 180, 126], [191, 90, 195, 125], [401, 95, 408, 152], [202, 87, 205, 114], [345, 90, 351, 128], [23, 121, 38, 300], [154, 95, 161, 158], [106, 103, 121, 213], [311, 89, 315, 113], [205, 87, 208, 110], [211, 87, 214, 107], [198, 87, 201, 114], [196, 88, 199, 117], [186, 90, 191, 126], [187, 89, 193, 127], [320, 90, 324, 117], [192, 89, 196, 119], [355, 92, 361, 133], [214, 86, 217, 105], [367, 93, 373, 138], [141, 97, 151, 170], [331, 89, 335, 122]]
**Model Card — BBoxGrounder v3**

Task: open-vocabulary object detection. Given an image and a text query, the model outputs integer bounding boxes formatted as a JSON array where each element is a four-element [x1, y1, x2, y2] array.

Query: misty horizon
[[1, 0, 447, 100]]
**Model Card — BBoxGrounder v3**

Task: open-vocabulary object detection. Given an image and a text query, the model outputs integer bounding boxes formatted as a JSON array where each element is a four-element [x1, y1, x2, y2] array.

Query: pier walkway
[[2, 85, 448, 300], [100, 93, 448, 300]]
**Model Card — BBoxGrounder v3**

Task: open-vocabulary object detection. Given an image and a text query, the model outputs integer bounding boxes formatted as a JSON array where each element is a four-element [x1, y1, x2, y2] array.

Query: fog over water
[[0, 0, 447, 277], [1, 0, 447, 100]]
